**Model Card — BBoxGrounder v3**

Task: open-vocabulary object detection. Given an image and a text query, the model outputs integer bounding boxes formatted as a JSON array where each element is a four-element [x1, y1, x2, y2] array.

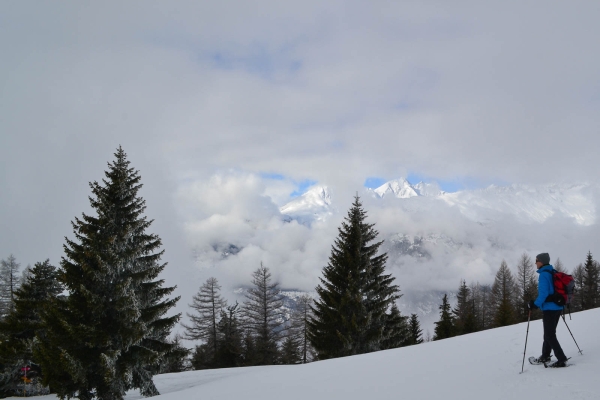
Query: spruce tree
[[240, 330, 257, 366], [279, 336, 301, 365], [190, 344, 211, 370], [182, 277, 227, 366], [0, 259, 62, 342], [154, 335, 190, 374], [433, 294, 455, 340], [0, 259, 62, 396], [452, 280, 472, 335], [407, 314, 423, 345], [215, 303, 243, 368], [36, 147, 180, 400], [571, 263, 585, 312], [242, 264, 284, 365], [308, 196, 399, 359], [380, 303, 409, 349], [492, 260, 517, 327], [581, 251, 599, 310]]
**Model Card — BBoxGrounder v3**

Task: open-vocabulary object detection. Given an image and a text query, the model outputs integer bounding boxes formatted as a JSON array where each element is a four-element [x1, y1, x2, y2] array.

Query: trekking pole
[[520, 310, 531, 374], [561, 313, 583, 355]]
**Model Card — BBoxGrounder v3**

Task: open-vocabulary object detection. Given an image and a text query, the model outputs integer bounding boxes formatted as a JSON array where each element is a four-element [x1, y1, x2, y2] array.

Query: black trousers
[[542, 309, 567, 362]]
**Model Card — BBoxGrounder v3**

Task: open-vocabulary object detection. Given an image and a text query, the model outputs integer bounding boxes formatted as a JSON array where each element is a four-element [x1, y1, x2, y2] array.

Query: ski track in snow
[[10, 308, 600, 400]]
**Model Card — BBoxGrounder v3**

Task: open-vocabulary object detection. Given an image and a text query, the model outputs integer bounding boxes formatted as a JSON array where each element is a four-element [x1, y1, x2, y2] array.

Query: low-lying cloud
[[177, 172, 600, 307]]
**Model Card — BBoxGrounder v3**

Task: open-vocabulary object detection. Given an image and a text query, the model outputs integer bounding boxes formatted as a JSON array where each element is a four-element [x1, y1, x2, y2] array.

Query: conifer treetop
[[309, 195, 400, 359], [38, 147, 180, 400]]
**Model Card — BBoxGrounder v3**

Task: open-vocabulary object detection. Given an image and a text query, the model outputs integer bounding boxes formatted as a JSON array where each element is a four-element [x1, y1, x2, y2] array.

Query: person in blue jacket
[[528, 252, 568, 367]]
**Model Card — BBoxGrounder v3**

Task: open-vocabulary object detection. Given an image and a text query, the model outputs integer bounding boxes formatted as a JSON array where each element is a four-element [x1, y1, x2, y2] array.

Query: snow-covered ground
[[13, 308, 599, 400]]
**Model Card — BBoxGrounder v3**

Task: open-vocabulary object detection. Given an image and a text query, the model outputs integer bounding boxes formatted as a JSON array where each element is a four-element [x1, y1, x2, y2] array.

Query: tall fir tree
[[308, 196, 399, 359], [190, 344, 212, 370], [182, 277, 227, 366], [433, 294, 455, 340], [242, 264, 284, 365], [492, 260, 517, 327], [215, 303, 243, 368], [279, 335, 301, 365], [240, 330, 258, 367], [406, 314, 423, 345], [0, 259, 62, 396], [452, 280, 472, 335], [153, 334, 190, 374], [581, 251, 600, 310], [380, 303, 409, 349], [571, 263, 586, 312], [36, 147, 180, 400]]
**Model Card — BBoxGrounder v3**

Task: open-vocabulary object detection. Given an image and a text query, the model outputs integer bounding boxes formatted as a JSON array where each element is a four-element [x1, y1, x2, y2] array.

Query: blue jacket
[[534, 265, 564, 311]]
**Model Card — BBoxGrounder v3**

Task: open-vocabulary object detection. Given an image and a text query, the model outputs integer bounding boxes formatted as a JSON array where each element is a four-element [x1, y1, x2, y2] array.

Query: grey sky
[[1, 2, 600, 324]]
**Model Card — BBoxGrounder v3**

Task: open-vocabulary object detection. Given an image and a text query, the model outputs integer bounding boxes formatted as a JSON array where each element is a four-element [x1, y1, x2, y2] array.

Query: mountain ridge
[[280, 179, 596, 226]]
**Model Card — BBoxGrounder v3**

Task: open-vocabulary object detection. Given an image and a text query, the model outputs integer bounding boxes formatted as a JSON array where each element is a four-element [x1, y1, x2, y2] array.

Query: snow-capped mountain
[[441, 183, 595, 226], [279, 186, 333, 224], [387, 233, 462, 259], [368, 178, 444, 199], [372, 178, 419, 198], [412, 181, 445, 197], [280, 179, 596, 226]]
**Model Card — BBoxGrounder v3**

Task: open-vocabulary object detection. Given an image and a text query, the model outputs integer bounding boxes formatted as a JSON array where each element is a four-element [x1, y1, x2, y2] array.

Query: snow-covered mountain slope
[[18, 307, 592, 400], [382, 234, 465, 264], [372, 177, 419, 198], [442, 183, 596, 226], [279, 186, 333, 224], [133, 307, 599, 400], [280, 179, 596, 226], [370, 178, 444, 198]]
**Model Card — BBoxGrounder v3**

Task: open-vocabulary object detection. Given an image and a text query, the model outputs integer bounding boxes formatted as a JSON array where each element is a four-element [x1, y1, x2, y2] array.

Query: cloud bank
[[177, 172, 600, 301]]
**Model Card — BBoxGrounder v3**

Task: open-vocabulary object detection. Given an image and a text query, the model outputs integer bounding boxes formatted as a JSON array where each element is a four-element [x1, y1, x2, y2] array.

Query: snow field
[[11, 308, 599, 400]]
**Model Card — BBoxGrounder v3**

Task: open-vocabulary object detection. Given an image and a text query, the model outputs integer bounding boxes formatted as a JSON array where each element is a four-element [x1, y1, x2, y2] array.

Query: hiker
[[528, 252, 569, 368]]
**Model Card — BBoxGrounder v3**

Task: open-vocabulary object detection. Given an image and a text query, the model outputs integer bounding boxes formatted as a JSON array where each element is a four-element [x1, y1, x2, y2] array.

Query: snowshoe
[[529, 356, 551, 365], [544, 358, 571, 368]]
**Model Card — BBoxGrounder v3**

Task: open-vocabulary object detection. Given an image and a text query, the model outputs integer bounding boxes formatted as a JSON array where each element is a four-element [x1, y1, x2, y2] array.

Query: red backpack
[[544, 270, 575, 306]]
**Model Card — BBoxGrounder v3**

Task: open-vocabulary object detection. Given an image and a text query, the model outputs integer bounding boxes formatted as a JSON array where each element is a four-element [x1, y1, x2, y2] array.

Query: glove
[[528, 300, 538, 310]]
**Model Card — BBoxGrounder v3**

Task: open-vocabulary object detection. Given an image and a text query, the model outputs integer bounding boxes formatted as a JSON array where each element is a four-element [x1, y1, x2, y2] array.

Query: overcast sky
[[1, 1, 599, 324]]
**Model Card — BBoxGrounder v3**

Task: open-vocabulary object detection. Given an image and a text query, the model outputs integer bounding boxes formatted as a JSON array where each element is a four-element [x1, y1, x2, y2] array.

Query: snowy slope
[[13, 308, 598, 400], [373, 178, 419, 198], [442, 183, 596, 226], [371, 178, 444, 198], [279, 186, 333, 224], [128, 308, 599, 400]]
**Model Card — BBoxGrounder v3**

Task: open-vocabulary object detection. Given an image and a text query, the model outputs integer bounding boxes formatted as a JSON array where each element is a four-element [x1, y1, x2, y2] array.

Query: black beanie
[[536, 253, 550, 265]]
